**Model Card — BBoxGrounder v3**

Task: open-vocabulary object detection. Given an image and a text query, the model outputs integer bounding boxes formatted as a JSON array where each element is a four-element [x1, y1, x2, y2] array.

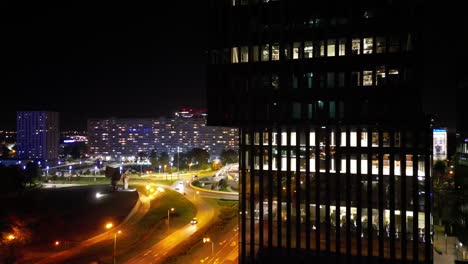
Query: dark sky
[[1, 0, 210, 130], [1, 1, 466, 132]]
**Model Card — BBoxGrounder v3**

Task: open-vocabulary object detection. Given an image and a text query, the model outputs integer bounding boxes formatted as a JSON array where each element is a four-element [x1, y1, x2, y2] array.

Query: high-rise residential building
[[87, 110, 238, 159], [207, 0, 432, 263], [16, 111, 60, 161]]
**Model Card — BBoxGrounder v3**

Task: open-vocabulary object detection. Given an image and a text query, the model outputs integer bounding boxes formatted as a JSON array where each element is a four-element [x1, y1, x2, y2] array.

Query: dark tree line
[[0, 162, 41, 193]]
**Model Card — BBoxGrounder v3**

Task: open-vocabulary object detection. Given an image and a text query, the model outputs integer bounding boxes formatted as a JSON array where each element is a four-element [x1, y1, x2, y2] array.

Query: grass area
[[41, 176, 177, 186], [0, 185, 139, 263], [59, 185, 196, 264]]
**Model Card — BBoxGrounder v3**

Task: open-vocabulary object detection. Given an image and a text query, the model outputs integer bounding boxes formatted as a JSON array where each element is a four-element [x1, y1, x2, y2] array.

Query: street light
[[177, 146, 180, 179], [7, 234, 15, 241], [46, 166, 49, 176], [68, 165, 73, 180], [167, 208, 175, 231], [170, 162, 173, 179], [105, 223, 121, 264], [203, 237, 214, 256]]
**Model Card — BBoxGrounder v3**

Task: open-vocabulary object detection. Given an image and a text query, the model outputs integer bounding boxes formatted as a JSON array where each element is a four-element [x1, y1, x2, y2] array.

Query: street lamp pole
[[203, 237, 214, 256], [105, 223, 121, 264], [177, 147, 180, 179], [167, 208, 174, 232]]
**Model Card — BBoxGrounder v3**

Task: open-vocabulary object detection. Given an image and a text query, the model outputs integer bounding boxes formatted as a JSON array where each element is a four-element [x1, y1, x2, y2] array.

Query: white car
[[190, 217, 198, 225]]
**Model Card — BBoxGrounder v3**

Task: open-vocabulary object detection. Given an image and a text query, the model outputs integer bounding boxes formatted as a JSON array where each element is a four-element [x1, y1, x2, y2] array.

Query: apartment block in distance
[[87, 110, 238, 158], [16, 111, 60, 161], [207, 0, 432, 263]]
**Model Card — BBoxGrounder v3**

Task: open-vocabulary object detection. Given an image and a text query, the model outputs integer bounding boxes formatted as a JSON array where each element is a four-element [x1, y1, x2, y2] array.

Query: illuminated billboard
[[433, 128, 447, 161]]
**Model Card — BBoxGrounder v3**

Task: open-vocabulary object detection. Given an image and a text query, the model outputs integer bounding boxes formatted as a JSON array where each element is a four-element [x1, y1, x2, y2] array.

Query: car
[[190, 217, 198, 225]]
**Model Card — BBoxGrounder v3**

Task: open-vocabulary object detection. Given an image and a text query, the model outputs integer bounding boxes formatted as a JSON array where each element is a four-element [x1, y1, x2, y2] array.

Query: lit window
[[376, 66, 386, 85], [241, 46, 248, 62], [304, 41, 313, 58], [261, 44, 270, 61], [338, 38, 346, 56], [363, 71, 373, 86], [363, 37, 373, 54], [305, 72, 313, 89], [327, 39, 335, 57], [352, 39, 360, 55], [376, 37, 386, 53], [351, 72, 361, 86], [388, 69, 399, 84], [231, 47, 239, 63], [293, 42, 301, 59], [272, 44, 280, 61], [283, 43, 291, 60], [319, 41, 325, 57], [252, 45, 259, 62]]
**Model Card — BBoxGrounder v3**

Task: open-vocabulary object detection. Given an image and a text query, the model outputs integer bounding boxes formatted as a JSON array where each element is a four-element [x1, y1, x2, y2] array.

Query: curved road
[[35, 190, 150, 264], [126, 185, 216, 264]]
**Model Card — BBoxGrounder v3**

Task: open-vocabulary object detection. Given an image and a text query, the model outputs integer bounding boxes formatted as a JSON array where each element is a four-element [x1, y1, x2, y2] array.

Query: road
[[34, 190, 150, 264], [197, 224, 239, 264], [125, 184, 217, 264]]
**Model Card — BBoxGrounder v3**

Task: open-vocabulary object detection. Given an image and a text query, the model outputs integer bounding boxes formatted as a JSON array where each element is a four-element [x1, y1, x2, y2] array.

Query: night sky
[[2, 0, 209, 130], [1, 1, 466, 132]]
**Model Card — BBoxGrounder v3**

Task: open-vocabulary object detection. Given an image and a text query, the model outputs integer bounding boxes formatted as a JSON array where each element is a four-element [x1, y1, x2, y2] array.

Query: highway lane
[[125, 185, 216, 264]]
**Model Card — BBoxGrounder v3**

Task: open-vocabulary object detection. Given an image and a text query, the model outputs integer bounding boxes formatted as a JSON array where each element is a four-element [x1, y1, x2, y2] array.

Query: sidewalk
[[434, 232, 457, 264]]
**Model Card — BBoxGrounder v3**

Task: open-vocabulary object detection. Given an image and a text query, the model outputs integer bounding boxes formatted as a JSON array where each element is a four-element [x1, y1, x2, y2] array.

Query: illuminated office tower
[[206, 0, 432, 263]]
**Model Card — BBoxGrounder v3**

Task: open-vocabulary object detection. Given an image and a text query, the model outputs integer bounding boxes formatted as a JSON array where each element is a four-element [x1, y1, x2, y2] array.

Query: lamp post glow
[[105, 223, 121, 264], [167, 208, 174, 231], [7, 234, 15, 241], [203, 237, 214, 256], [46, 166, 49, 176], [177, 146, 180, 179]]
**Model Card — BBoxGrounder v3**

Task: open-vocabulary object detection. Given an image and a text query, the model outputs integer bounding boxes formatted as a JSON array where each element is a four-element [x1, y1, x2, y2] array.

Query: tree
[[24, 162, 41, 186], [211, 160, 222, 171], [105, 166, 121, 191], [158, 152, 170, 170], [220, 149, 238, 165], [1, 215, 32, 264], [0, 144, 10, 158], [188, 148, 210, 167], [149, 149, 158, 170], [173, 152, 189, 170], [434, 159, 447, 185], [0, 165, 25, 193]]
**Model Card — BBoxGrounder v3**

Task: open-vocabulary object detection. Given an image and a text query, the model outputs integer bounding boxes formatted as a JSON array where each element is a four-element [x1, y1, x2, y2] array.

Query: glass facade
[[240, 127, 431, 263], [207, 0, 431, 263]]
